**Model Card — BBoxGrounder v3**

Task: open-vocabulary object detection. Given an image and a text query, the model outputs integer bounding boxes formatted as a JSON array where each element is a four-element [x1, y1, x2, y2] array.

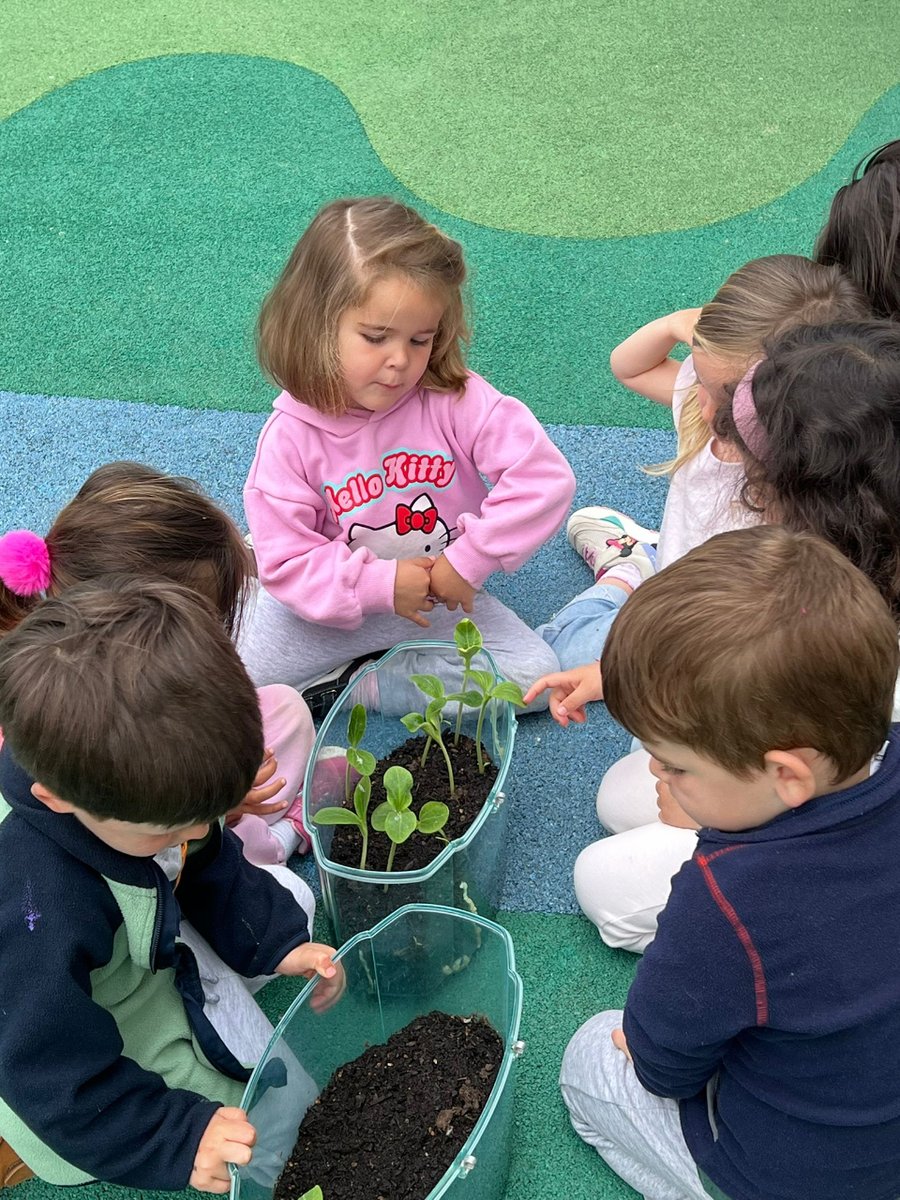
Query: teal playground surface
[[1, 4, 898, 1197]]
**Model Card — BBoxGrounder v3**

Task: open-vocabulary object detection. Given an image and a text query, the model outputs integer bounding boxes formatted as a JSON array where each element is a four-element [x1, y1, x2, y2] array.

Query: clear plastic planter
[[303, 642, 516, 948], [231, 905, 525, 1200]]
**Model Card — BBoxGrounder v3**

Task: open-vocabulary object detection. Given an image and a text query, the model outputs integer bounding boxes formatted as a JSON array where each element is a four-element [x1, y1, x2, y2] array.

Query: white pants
[[560, 1010, 709, 1200], [574, 748, 696, 954]]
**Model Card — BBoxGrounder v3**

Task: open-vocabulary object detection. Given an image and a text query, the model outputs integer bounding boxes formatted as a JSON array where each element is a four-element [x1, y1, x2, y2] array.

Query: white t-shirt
[[655, 356, 760, 571]]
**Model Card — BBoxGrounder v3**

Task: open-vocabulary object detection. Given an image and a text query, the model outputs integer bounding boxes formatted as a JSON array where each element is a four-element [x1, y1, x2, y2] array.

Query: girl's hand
[[428, 555, 476, 612], [394, 557, 435, 627], [225, 749, 287, 825], [666, 306, 704, 347], [276, 942, 346, 1012], [523, 662, 603, 726]]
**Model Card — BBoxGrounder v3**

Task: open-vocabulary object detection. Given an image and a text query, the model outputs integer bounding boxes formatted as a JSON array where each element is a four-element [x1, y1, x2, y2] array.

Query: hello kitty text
[[325, 451, 456, 521]]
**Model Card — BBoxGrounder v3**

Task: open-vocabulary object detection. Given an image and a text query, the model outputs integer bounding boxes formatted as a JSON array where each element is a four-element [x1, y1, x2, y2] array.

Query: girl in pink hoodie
[[241, 197, 575, 714]]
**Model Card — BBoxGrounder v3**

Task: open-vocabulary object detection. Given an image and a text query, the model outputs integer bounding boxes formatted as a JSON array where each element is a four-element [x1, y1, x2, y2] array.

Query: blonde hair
[[646, 255, 870, 477], [257, 197, 470, 414]]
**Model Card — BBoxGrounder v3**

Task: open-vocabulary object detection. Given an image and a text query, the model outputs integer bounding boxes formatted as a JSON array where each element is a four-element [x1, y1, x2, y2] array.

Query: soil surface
[[274, 1011, 503, 1200], [329, 735, 498, 872]]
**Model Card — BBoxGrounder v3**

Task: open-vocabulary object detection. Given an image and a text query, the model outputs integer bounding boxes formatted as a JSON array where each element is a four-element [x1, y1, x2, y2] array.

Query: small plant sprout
[[298, 1188, 324, 1200], [453, 619, 484, 743], [345, 703, 376, 805], [403, 675, 476, 796], [371, 765, 449, 873], [468, 670, 527, 774], [312, 774, 374, 871]]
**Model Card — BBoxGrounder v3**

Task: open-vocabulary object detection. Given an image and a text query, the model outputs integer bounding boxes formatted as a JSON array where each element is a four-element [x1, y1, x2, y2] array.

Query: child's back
[[561, 527, 900, 1200]]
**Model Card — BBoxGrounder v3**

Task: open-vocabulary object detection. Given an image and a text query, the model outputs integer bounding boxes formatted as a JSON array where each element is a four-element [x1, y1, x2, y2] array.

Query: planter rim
[[304, 640, 517, 883], [232, 904, 524, 1200]]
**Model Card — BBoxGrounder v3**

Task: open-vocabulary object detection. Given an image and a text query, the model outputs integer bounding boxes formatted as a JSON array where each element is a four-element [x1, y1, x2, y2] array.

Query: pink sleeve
[[244, 418, 397, 630], [442, 376, 576, 588]]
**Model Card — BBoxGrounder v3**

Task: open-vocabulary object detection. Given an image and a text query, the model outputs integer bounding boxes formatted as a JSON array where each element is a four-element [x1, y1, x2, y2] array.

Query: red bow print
[[396, 504, 438, 535]]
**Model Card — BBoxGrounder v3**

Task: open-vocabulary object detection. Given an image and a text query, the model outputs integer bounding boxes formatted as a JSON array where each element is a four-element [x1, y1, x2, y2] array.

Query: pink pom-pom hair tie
[[0, 531, 52, 596], [731, 359, 769, 462]]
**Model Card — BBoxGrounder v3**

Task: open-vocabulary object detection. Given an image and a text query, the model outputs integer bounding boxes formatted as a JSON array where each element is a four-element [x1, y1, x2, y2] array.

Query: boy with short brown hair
[[0, 577, 341, 1192], [561, 526, 900, 1200]]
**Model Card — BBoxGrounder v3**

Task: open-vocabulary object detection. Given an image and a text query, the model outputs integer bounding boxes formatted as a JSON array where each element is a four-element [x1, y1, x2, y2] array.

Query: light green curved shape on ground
[[1, 55, 898, 427], [2, 0, 898, 237]]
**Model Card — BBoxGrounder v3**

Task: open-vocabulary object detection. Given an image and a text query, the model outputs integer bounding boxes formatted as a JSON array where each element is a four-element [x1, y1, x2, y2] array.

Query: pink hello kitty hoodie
[[244, 372, 576, 630]]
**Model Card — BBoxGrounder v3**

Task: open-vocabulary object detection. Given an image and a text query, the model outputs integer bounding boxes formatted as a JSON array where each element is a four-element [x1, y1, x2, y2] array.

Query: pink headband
[[0, 531, 52, 596], [731, 360, 768, 461]]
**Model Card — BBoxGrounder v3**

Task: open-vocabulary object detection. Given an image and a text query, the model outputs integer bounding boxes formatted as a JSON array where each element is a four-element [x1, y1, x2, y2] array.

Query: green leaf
[[425, 698, 445, 726], [470, 669, 496, 694], [454, 618, 483, 657], [347, 747, 376, 777], [410, 673, 445, 700], [312, 807, 362, 827], [416, 801, 450, 834], [347, 703, 367, 748], [299, 1187, 324, 1200], [383, 765, 414, 806], [446, 690, 482, 707], [370, 802, 390, 832], [385, 808, 417, 844], [401, 712, 425, 734], [352, 776, 371, 822], [491, 681, 528, 706]]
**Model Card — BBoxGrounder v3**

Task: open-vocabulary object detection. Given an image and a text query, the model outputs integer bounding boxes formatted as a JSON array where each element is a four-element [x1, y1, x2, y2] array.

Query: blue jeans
[[536, 581, 628, 670]]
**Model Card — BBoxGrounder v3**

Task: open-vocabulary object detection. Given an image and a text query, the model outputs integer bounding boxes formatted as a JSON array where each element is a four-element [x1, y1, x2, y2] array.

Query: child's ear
[[763, 749, 818, 810], [31, 782, 76, 814]]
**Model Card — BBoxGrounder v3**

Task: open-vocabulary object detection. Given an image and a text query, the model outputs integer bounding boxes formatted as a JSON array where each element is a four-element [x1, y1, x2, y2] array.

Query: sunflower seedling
[[371, 765, 449, 874], [403, 675, 477, 796], [345, 703, 376, 805], [314, 739, 376, 873], [467, 670, 527, 773], [453, 619, 484, 743]]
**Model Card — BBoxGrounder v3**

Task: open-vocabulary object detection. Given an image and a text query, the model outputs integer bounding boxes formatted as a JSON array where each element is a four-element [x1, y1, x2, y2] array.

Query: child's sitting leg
[[560, 1010, 710, 1200]]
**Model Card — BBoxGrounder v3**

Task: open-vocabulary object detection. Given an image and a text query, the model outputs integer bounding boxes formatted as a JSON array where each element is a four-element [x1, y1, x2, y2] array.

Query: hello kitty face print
[[324, 448, 458, 560], [348, 493, 453, 559]]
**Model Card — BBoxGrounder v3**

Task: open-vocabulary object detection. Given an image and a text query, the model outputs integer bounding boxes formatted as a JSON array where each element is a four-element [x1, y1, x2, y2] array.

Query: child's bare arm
[[190, 1107, 256, 1194], [610, 308, 703, 404]]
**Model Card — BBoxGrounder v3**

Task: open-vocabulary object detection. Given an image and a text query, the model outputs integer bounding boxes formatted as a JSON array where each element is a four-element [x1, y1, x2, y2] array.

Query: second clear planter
[[303, 641, 516, 953]]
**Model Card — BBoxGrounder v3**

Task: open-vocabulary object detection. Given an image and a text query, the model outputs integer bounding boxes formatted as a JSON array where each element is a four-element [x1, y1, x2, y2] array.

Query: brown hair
[[713, 321, 900, 620], [602, 526, 898, 782], [0, 462, 253, 638], [257, 197, 469, 414], [646, 255, 870, 477], [814, 139, 900, 321], [0, 577, 263, 824]]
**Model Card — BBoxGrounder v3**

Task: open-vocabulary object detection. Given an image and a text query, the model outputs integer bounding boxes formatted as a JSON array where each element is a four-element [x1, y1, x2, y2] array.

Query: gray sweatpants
[[560, 1010, 710, 1200], [237, 585, 559, 714]]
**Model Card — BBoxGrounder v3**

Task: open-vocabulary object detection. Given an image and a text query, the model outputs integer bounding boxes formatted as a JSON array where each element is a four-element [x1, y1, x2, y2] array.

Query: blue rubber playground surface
[[1, 4, 898, 1197]]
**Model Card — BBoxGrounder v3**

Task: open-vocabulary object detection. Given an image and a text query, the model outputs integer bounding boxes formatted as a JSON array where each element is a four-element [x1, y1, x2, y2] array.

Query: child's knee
[[574, 841, 655, 954]]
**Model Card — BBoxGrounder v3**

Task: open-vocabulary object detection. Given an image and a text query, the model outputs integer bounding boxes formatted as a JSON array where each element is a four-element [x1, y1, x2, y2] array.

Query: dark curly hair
[[814, 140, 900, 321], [714, 321, 900, 620]]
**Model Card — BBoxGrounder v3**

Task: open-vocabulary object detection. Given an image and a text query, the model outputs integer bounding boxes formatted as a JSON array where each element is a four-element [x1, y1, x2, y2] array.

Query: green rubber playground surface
[[2, 3, 898, 1198]]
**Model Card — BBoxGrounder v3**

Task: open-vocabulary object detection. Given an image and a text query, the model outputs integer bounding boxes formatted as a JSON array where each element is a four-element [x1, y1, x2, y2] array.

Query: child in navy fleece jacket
[[561, 526, 900, 1200]]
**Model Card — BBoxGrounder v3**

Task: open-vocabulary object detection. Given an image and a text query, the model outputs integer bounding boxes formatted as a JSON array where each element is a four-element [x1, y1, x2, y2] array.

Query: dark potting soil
[[274, 1011, 503, 1200], [329, 735, 498, 872]]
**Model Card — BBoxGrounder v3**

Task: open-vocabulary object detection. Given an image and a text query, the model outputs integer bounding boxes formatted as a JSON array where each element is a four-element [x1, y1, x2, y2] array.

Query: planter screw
[[493, 791, 507, 811], [460, 1154, 477, 1176], [512, 1038, 526, 1057]]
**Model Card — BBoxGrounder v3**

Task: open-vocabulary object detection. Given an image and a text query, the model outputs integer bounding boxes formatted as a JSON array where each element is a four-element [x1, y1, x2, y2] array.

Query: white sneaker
[[566, 507, 658, 579]]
